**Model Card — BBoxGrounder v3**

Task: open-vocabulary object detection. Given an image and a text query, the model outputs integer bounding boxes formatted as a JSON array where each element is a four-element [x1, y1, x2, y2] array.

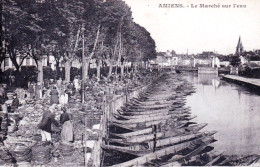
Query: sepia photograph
[[0, 0, 260, 166]]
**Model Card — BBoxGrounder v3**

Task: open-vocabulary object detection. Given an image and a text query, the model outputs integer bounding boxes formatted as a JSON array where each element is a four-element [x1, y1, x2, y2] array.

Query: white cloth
[[64, 93, 68, 104], [73, 79, 80, 91], [41, 130, 52, 141], [61, 121, 73, 142], [59, 94, 65, 105]]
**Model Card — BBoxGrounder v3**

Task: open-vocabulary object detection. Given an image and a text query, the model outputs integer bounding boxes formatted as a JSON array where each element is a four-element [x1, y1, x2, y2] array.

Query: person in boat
[[37, 108, 60, 142], [60, 107, 73, 142]]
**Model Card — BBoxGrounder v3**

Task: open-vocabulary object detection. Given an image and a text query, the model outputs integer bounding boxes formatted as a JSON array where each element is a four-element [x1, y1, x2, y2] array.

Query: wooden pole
[[82, 27, 85, 103]]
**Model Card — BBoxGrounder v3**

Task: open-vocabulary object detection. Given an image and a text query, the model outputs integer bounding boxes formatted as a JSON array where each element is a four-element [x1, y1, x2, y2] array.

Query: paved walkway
[[222, 75, 260, 87]]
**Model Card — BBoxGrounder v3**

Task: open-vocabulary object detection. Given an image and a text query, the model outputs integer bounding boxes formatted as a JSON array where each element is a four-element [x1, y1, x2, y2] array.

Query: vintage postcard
[[1, 0, 260, 166]]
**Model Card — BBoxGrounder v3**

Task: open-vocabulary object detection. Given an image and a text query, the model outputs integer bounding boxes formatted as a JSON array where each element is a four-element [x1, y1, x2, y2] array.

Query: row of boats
[[102, 73, 219, 166]]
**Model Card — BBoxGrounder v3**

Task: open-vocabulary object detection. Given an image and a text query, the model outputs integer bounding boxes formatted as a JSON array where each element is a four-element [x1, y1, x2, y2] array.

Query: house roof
[[217, 56, 231, 61]]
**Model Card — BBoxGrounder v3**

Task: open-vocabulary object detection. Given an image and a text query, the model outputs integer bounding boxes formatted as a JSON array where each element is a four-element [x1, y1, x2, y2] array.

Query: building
[[1, 54, 81, 72], [236, 36, 244, 56], [234, 37, 260, 65], [193, 52, 213, 67], [212, 56, 231, 67], [177, 54, 193, 67], [155, 50, 178, 67], [1, 55, 48, 71]]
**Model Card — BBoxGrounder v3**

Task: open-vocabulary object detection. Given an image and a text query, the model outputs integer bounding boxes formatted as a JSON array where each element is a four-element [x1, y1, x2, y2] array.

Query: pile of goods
[[9, 143, 31, 163], [0, 146, 14, 165], [31, 142, 52, 165], [59, 141, 75, 157]]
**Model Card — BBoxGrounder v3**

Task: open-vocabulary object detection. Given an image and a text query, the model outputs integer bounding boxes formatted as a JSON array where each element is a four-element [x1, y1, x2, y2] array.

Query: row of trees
[[1, 0, 156, 85]]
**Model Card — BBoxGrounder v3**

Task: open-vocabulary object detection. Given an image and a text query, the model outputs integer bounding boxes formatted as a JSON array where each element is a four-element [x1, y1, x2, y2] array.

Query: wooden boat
[[114, 110, 190, 120], [108, 136, 214, 166], [122, 103, 185, 112], [109, 123, 207, 144], [248, 156, 260, 166], [130, 98, 183, 105], [110, 119, 192, 139], [112, 131, 216, 155], [178, 115, 197, 121], [119, 106, 190, 115], [105, 134, 215, 157], [138, 91, 174, 97], [185, 123, 207, 132], [160, 136, 214, 167], [111, 115, 172, 124], [206, 153, 223, 166], [110, 128, 153, 138], [125, 103, 175, 110], [119, 108, 170, 115], [109, 120, 167, 131], [127, 100, 185, 108], [125, 104, 176, 110], [131, 96, 185, 102], [137, 95, 184, 101]]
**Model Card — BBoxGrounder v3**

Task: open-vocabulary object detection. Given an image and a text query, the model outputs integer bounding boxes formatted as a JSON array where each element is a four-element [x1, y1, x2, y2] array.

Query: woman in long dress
[[35, 82, 42, 100], [60, 108, 73, 142], [50, 87, 59, 104]]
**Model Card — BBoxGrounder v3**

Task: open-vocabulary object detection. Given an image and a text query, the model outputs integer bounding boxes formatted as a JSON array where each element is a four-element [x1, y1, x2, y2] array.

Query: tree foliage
[[2, 0, 157, 77]]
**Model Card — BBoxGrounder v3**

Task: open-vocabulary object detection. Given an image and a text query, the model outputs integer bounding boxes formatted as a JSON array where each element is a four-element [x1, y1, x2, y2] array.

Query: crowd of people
[[0, 69, 160, 144]]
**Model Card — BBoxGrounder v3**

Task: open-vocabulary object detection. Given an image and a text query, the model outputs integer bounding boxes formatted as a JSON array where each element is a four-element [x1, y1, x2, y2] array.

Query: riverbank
[[221, 74, 260, 91]]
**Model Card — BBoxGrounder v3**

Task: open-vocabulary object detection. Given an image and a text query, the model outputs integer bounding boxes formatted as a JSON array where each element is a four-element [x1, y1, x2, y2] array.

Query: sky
[[123, 0, 260, 55]]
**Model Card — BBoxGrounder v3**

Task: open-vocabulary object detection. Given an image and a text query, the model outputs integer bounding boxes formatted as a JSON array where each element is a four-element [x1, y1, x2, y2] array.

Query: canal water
[[183, 72, 260, 155]]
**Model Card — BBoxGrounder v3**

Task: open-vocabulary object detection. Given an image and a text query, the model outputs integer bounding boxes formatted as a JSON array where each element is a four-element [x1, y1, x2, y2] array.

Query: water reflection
[[183, 72, 260, 155]]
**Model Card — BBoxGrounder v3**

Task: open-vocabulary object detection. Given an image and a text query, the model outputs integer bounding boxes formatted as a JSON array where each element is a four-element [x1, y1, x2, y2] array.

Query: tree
[[2, 0, 42, 71]]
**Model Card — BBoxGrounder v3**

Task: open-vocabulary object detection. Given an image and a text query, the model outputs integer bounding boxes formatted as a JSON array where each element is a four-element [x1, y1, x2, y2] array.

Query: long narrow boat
[[205, 153, 223, 166], [126, 101, 185, 109], [125, 104, 176, 111], [109, 123, 207, 144], [126, 101, 186, 109], [108, 136, 214, 167], [128, 99, 185, 106], [137, 95, 184, 101], [114, 110, 190, 120], [108, 131, 216, 156], [110, 128, 153, 138], [119, 106, 188, 115], [131, 96, 185, 102], [109, 119, 167, 131], [160, 136, 214, 167], [110, 118, 192, 138], [111, 115, 172, 124], [124, 103, 186, 111], [104, 135, 211, 157], [130, 97, 181, 104], [119, 106, 190, 114], [119, 108, 170, 115]]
